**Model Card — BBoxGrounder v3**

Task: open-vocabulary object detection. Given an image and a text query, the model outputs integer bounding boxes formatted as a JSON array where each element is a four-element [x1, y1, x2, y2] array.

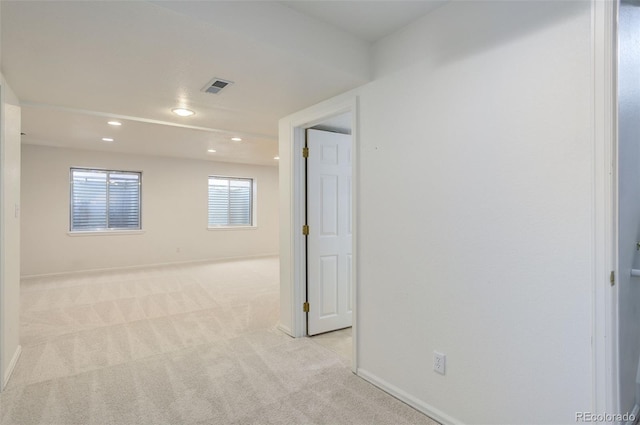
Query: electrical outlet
[[433, 351, 446, 375]]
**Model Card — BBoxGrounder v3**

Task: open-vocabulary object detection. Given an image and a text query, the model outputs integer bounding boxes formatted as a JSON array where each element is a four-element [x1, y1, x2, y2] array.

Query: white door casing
[[306, 129, 352, 335]]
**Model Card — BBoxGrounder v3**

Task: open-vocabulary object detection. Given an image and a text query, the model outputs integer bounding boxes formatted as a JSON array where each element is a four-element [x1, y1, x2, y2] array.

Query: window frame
[[69, 167, 143, 234], [207, 175, 256, 229]]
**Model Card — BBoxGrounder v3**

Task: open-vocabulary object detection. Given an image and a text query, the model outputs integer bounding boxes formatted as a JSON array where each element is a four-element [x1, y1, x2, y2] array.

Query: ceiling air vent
[[201, 78, 234, 95]]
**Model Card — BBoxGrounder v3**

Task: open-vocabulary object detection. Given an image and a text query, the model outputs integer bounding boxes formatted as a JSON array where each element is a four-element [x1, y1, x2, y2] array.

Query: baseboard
[[21, 253, 280, 279], [276, 323, 293, 337], [3, 345, 21, 390], [356, 368, 462, 425]]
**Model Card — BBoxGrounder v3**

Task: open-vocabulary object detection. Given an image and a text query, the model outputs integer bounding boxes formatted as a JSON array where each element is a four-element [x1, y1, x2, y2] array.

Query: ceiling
[[279, 1, 445, 42], [2, 1, 443, 166]]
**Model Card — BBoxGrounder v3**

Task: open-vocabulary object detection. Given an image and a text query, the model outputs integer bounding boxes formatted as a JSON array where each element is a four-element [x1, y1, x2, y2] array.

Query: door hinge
[[303, 147, 309, 158], [302, 225, 309, 236], [610, 270, 615, 286], [303, 302, 310, 313]]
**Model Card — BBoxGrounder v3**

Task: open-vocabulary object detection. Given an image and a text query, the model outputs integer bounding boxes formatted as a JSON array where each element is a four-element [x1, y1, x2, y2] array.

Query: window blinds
[[208, 177, 252, 227], [71, 169, 141, 231]]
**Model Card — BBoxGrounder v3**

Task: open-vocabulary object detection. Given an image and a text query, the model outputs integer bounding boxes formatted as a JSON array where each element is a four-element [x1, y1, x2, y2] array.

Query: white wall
[[617, 1, 640, 414], [21, 145, 279, 276], [0, 73, 21, 388], [281, 1, 597, 423], [360, 2, 593, 423]]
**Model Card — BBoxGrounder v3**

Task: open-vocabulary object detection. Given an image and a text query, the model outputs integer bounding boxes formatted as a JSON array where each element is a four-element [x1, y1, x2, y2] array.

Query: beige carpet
[[1, 256, 438, 425], [310, 328, 352, 362]]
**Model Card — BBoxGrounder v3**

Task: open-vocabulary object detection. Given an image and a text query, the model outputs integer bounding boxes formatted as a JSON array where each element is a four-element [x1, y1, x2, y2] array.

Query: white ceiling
[[313, 112, 352, 134], [279, 1, 446, 42], [2, 1, 442, 166]]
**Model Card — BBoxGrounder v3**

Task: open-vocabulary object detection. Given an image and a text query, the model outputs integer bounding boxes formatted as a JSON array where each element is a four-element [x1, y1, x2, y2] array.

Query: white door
[[306, 129, 352, 336]]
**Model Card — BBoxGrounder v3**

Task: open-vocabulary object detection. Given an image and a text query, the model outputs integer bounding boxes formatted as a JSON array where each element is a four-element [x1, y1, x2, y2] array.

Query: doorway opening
[[303, 115, 353, 364], [281, 94, 358, 372]]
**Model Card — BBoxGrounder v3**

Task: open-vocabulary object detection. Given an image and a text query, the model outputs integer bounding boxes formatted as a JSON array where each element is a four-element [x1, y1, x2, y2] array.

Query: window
[[208, 176, 253, 227], [70, 168, 141, 232]]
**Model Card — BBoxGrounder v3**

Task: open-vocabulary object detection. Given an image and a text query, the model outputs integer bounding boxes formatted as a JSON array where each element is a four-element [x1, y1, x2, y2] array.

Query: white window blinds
[[208, 177, 253, 227], [70, 168, 141, 231]]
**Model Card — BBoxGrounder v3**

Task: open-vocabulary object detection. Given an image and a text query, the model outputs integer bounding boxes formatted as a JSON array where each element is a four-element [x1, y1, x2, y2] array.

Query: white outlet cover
[[434, 351, 446, 375]]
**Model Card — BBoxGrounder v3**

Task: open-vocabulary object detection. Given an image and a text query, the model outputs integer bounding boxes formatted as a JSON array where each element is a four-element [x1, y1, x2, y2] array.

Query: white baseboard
[[3, 345, 21, 390], [21, 253, 280, 279], [357, 368, 462, 425]]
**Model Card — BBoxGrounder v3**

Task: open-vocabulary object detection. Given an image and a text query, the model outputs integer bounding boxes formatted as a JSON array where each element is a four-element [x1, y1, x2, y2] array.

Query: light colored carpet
[[310, 328, 352, 363], [1, 256, 438, 425]]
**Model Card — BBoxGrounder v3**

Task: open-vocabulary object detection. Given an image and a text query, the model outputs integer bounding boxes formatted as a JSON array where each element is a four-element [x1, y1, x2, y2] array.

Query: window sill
[[67, 230, 146, 237], [207, 226, 257, 231]]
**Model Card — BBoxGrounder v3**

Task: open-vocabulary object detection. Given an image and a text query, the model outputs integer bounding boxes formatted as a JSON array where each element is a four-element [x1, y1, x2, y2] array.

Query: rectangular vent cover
[[202, 78, 234, 94]]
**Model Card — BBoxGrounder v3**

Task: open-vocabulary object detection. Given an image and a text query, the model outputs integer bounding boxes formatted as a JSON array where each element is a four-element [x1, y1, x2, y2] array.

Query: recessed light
[[231, 137, 242, 142], [107, 121, 122, 126], [207, 149, 216, 153], [172, 108, 195, 117], [274, 156, 280, 160], [101, 137, 114, 142]]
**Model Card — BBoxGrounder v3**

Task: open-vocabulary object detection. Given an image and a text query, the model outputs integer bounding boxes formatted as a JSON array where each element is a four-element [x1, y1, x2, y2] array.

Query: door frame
[[592, 0, 618, 415], [279, 92, 358, 372]]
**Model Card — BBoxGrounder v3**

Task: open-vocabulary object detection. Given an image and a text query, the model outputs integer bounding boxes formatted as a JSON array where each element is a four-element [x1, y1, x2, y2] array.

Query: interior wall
[[278, 1, 595, 423], [21, 145, 279, 276], [0, 73, 21, 388], [617, 1, 640, 414]]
